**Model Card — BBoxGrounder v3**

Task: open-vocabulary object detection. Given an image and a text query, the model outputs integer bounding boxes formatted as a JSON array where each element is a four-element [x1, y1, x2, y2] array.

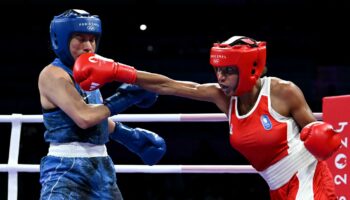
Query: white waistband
[[48, 142, 108, 158], [259, 144, 316, 190]]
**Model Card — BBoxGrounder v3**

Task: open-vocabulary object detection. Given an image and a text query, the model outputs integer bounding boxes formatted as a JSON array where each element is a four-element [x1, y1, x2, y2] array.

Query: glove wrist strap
[[114, 63, 137, 84]]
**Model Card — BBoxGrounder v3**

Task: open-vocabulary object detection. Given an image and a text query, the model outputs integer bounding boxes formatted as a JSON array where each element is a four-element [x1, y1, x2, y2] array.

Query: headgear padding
[[210, 36, 266, 96], [50, 9, 102, 67]]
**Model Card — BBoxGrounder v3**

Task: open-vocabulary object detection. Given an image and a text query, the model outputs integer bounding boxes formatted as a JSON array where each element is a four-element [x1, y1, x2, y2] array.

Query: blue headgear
[[50, 9, 102, 67]]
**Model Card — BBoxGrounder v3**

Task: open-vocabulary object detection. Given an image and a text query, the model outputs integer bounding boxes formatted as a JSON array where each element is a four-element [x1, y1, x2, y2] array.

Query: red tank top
[[229, 77, 299, 171]]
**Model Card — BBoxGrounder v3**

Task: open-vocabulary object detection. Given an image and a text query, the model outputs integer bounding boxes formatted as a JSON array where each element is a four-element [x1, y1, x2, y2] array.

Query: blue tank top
[[42, 58, 109, 145]]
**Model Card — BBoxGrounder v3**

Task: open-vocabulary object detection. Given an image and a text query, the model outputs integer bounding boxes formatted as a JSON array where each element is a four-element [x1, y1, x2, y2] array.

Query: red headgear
[[210, 36, 266, 96]]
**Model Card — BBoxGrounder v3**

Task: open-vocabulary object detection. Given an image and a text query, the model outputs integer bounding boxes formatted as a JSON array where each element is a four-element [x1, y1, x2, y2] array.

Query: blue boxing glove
[[110, 122, 166, 165], [104, 83, 158, 116], [117, 83, 158, 108]]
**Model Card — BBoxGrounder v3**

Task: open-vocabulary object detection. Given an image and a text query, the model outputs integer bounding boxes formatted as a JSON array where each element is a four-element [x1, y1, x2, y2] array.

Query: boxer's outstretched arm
[[72, 53, 230, 113], [136, 70, 230, 113]]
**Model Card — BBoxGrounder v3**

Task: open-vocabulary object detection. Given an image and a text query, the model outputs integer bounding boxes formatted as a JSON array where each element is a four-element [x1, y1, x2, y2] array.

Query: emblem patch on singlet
[[260, 114, 272, 130]]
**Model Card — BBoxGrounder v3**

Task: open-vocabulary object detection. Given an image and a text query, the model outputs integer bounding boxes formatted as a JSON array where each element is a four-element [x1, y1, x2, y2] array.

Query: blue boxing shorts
[[39, 143, 123, 200]]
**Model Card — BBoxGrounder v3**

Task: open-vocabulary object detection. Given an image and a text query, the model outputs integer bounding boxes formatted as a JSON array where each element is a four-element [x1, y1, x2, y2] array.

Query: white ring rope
[[0, 113, 322, 200], [0, 112, 323, 123], [0, 113, 323, 173], [0, 164, 256, 173]]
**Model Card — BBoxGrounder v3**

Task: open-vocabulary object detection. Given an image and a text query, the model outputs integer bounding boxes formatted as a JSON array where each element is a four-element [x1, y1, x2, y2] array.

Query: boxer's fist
[[110, 122, 166, 165], [103, 84, 158, 116], [117, 83, 158, 108], [300, 121, 341, 160], [73, 53, 137, 91]]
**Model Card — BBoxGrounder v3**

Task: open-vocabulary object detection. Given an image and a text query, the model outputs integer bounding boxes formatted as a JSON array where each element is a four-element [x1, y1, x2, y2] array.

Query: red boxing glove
[[300, 121, 341, 161], [73, 53, 137, 91]]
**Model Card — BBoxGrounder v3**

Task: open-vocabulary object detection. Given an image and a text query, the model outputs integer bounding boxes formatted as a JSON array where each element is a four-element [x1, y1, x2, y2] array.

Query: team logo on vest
[[260, 114, 272, 130]]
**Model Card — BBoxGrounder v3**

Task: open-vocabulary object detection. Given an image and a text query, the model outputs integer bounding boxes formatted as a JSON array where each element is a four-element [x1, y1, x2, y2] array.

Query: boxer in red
[[73, 35, 341, 199]]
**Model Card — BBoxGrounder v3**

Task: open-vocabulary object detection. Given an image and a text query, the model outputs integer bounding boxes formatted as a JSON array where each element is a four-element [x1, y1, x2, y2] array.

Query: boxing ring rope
[[0, 113, 323, 200]]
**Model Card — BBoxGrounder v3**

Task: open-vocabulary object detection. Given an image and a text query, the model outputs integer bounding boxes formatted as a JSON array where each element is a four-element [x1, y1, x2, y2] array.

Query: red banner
[[323, 95, 350, 200]]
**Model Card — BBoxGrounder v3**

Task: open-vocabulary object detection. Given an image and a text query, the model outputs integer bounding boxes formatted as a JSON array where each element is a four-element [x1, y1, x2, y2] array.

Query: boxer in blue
[[38, 9, 166, 199]]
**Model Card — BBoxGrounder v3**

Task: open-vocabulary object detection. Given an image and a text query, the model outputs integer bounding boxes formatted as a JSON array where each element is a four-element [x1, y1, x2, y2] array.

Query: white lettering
[[335, 153, 347, 169], [88, 56, 98, 63], [334, 174, 347, 185], [89, 82, 100, 91], [335, 122, 348, 133], [78, 22, 100, 27], [210, 54, 227, 59], [341, 137, 348, 148]]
